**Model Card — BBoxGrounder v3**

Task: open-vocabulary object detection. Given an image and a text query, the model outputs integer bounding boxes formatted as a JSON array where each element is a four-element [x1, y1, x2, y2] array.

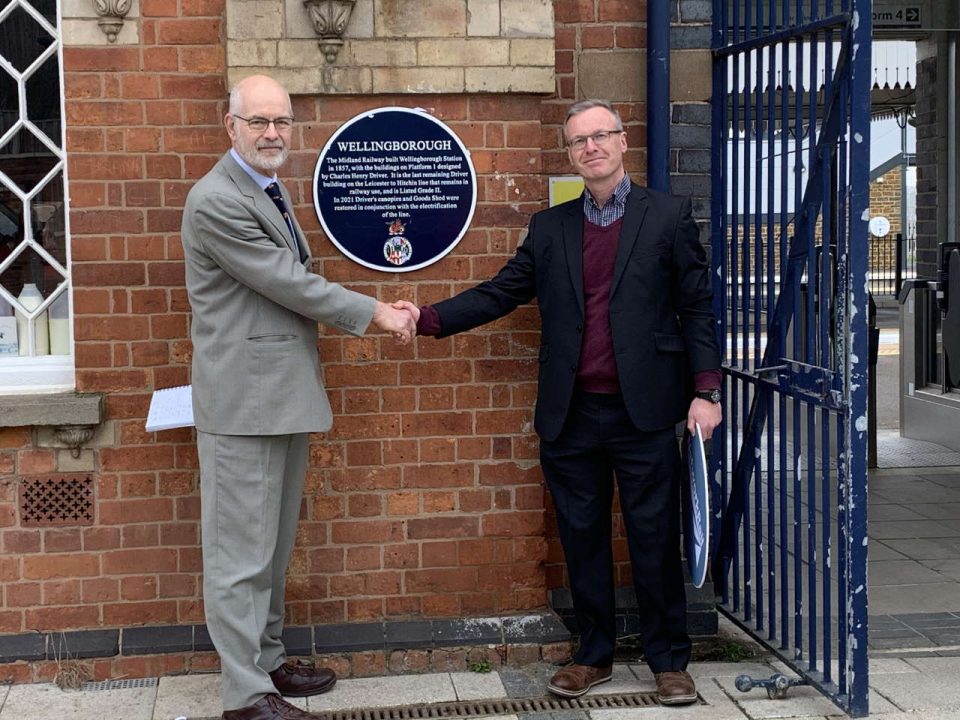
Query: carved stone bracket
[[54, 425, 96, 459], [94, 0, 132, 43], [303, 0, 355, 64]]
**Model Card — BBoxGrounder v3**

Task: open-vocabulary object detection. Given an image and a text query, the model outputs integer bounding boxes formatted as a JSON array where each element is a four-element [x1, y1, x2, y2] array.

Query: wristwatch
[[695, 388, 721, 404]]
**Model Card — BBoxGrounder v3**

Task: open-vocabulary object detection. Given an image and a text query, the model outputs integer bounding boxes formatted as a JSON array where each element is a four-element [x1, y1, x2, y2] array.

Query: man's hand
[[687, 398, 722, 440], [391, 300, 420, 323], [372, 301, 416, 345]]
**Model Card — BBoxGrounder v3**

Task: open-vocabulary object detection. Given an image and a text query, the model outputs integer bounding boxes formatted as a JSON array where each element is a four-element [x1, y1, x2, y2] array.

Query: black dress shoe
[[269, 660, 337, 697], [222, 693, 316, 719]]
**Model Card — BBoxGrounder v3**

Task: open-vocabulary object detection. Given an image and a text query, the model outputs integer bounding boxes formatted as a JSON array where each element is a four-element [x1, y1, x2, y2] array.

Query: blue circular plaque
[[313, 107, 477, 273]]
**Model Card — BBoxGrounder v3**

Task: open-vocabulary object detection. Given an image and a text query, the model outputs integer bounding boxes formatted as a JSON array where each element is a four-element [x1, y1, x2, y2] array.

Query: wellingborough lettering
[[335, 139, 454, 152]]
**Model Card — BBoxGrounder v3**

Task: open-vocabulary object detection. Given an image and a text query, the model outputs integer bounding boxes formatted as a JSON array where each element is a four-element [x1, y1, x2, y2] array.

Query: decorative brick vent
[[19, 475, 95, 527]]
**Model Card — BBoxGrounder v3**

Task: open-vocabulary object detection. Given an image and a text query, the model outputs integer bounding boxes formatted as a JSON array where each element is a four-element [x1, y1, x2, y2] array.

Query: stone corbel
[[54, 425, 96, 459], [303, 0, 355, 64], [94, 0, 132, 43]]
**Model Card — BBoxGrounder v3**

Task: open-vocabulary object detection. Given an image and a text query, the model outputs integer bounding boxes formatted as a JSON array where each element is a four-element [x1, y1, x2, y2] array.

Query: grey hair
[[228, 83, 244, 116], [564, 99, 623, 130]]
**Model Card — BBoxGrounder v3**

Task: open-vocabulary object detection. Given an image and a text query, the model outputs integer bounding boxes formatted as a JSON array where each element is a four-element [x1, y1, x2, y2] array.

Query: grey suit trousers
[[198, 431, 309, 710]]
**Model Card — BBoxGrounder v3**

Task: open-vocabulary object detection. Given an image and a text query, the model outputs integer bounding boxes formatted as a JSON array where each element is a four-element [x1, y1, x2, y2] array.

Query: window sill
[[0, 392, 104, 428]]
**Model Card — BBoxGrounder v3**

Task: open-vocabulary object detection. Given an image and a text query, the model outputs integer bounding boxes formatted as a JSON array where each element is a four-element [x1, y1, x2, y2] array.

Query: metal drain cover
[[312, 692, 686, 720], [80, 677, 159, 691]]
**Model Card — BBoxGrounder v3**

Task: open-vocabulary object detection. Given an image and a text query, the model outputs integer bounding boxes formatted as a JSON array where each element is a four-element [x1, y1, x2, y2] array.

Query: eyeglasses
[[232, 115, 295, 132], [566, 129, 623, 151]]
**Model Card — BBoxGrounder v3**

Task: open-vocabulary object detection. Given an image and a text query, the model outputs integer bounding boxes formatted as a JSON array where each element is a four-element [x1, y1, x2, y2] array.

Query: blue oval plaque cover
[[313, 107, 477, 273]]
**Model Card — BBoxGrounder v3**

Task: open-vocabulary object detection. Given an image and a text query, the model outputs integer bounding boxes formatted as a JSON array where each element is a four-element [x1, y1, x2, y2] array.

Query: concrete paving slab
[[869, 583, 960, 614], [867, 541, 909, 560], [901, 655, 960, 672], [869, 559, 949, 585], [449, 671, 507, 700], [686, 662, 777, 679], [717, 675, 844, 719], [922, 558, 960, 580], [0, 682, 156, 720], [153, 673, 221, 720], [870, 504, 927, 521], [863, 670, 960, 712], [590, 678, 746, 720], [880, 537, 960, 559], [0, 684, 7, 709], [870, 657, 923, 674], [910, 503, 960, 520], [623, 662, 656, 691], [868, 520, 960, 540], [306, 673, 456, 711]]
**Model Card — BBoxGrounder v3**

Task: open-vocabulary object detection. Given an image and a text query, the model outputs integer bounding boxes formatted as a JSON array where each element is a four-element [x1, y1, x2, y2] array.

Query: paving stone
[[306, 673, 456, 711], [716, 675, 843, 718], [153, 673, 221, 720], [450, 670, 507, 700], [499, 665, 551, 698], [0, 682, 155, 720]]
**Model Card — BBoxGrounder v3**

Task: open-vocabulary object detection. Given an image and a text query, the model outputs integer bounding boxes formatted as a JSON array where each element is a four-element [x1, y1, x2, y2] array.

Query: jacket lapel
[[562, 199, 585, 315], [610, 184, 649, 298], [221, 154, 303, 258]]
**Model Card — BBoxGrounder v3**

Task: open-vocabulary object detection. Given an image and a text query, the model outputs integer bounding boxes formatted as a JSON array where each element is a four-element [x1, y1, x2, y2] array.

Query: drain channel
[[313, 692, 676, 720], [80, 677, 159, 691]]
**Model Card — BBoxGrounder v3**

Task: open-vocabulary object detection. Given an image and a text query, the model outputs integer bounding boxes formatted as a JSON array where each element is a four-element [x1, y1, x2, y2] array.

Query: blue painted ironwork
[[647, 0, 670, 192], [710, 0, 871, 715]]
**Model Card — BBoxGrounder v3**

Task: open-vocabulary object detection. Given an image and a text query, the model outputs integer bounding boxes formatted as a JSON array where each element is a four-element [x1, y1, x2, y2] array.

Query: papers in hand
[[684, 422, 710, 589], [145, 385, 194, 432]]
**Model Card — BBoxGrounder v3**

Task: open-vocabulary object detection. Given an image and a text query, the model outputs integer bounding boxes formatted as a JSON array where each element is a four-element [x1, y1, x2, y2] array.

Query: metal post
[[896, 233, 904, 297], [647, 0, 670, 192]]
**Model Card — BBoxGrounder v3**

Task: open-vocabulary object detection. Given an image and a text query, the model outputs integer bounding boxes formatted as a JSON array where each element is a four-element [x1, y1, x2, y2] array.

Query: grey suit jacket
[[181, 152, 376, 435]]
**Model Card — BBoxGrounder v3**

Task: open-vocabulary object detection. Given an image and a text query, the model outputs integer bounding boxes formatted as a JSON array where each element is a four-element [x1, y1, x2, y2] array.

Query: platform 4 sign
[[872, 1, 925, 29]]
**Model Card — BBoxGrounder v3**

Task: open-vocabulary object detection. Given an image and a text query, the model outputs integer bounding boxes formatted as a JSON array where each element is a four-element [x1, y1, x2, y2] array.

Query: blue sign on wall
[[313, 107, 477, 273]]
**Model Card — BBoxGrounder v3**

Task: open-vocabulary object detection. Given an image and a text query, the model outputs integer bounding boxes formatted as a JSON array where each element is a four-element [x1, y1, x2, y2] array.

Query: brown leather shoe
[[222, 693, 316, 719], [547, 663, 613, 698], [655, 670, 697, 705], [269, 659, 337, 697]]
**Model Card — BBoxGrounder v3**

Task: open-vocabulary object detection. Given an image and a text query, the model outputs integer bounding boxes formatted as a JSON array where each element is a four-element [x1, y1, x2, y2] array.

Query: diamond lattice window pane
[[0, 5, 55, 73], [27, 0, 57, 29], [0, 70, 18, 137], [0, 245, 66, 302], [0, 127, 58, 193], [26, 55, 61, 147]]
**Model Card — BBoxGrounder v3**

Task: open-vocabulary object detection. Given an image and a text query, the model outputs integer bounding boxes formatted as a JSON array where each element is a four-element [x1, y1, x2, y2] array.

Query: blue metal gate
[[710, 1, 871, 716]]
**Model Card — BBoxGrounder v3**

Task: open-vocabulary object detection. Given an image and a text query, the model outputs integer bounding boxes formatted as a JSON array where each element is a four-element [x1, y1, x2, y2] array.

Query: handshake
[[371, 300, 421, 345]]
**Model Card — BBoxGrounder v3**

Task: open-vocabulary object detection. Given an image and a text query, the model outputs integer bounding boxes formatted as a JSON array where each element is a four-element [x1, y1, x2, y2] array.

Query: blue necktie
[[264, 182, 306, 262]]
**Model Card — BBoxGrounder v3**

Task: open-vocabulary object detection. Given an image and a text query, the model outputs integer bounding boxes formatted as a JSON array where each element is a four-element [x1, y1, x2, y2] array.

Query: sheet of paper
[[145, 385, 194, 432]]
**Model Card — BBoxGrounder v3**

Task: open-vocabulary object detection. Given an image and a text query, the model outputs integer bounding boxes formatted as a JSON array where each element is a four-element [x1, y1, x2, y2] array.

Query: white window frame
[[0, 0, 73, 394]]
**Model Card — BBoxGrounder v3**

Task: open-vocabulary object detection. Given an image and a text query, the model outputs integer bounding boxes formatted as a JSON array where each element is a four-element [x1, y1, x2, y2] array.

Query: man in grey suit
[[181, 74, 415, 720]]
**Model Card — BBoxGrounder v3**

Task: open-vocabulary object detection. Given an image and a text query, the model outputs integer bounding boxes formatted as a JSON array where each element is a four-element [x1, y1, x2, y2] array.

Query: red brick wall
[[0, 0, 648, 640]]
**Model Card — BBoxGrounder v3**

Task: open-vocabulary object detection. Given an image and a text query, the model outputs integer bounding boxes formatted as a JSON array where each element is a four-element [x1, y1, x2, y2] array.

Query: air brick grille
[[19, 474, 95, 526]]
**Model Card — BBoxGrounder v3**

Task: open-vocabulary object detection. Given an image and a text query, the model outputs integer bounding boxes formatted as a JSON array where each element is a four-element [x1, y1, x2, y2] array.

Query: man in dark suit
[[181, 75, 416, 720], [396, 99, 721, 705]]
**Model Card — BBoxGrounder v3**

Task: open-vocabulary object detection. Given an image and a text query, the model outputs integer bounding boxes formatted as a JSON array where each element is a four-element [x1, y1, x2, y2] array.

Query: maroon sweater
[[415, 219, 721, 393]]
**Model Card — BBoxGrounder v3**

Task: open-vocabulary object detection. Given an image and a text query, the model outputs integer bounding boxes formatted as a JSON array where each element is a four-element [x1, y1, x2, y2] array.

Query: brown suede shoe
[[269, 659, 337, 697], [547, 663, 613, 698], [222, 693, 316, 719], [655, 670, 698, 705]]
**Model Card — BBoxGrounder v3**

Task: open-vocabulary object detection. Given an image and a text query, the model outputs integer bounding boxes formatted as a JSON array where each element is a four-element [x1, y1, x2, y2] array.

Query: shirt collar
[[230, 148, 277, 191], [584, 173, 631, 211]]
